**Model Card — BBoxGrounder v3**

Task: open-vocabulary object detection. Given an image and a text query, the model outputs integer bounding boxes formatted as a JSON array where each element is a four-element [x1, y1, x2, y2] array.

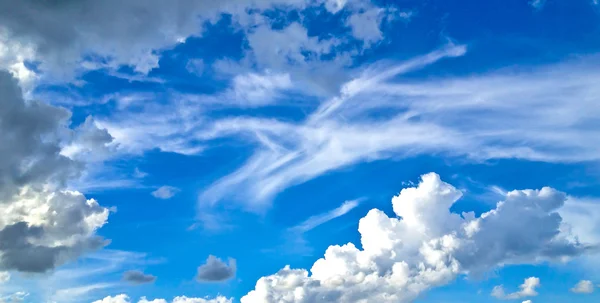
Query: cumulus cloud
[[196, 255, 236, 282], [92, 294, 131, 303], [241, 173, 592, 303], [492, 277, 540, 300], [93, 295, 232, 303], [522, 300, 532, 303], [122, 270, 157, 285], [0, 71, 110, 273], [346, 8, 386, 46], [151, 186, 180, 200], [570, 280, 594, 294]]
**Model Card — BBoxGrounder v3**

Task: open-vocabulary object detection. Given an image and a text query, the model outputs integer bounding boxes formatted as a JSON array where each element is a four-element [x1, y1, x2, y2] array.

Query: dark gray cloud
[[0, 0, 314, 79], [0, 222, 106, 273], [0, 70, 78, 200], [0, 71, 111, 273], [196, 255, 236, 282], [122, 270, 157, 284]]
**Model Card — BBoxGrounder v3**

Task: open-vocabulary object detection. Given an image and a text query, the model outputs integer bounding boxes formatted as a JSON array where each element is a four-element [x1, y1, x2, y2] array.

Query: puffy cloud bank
[[0, 70, 111, 272], [241, 173, 593, 302]]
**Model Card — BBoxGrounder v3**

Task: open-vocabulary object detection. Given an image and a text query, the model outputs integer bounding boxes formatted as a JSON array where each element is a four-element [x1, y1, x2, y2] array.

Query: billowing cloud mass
[[92, 295, 232, 303], [196, 255, 236, 282], [570, 280, 594, 294], [122, 270, 156, 285], [0, 70, 110, 272], [240, 173, 593, 303], [0, 0, 390, 85], [492, 277, 540, 300]]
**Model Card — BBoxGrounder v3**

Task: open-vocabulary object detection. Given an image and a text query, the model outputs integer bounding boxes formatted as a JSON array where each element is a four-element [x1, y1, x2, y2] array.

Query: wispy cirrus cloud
[[198, 45, 600, 211]]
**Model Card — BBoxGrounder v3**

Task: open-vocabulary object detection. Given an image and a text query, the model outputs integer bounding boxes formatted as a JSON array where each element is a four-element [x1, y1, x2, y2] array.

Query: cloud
[[559, 197, 600, 245], [522, 301, 532, 303], [52, 283, 116, 302], [197, 45, 600, 211], [229, 71, 293, 106], [240, 173, 593, 303], [186, 59, 205, 76], [0, 0, 294, 80], [0, 292, 28, 303], [122, 270, 157, 285], [0, 0, 395, 87], [492, 277, 540, 300], [278, 199, 361, 255], [133, 168, 149, 179], [199, 44, 469, 207], [0, 271, 9, 283], [571, 280, 594, 294], [530, 0, 547, 10], [60, 116, 115, 162], [290, 199, 360, 234], [0, 71, 110, 273], [196, 255, 236, 282], [44, 250, 156, 303], [151, 186, 180, 200], [92, 294, 131, 303], [346, 8, 386, 46], [93, 295, 232, 303]]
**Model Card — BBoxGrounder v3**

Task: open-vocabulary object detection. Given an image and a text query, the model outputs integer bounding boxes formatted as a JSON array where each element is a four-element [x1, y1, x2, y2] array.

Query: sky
[[1, 0, 600, 302]]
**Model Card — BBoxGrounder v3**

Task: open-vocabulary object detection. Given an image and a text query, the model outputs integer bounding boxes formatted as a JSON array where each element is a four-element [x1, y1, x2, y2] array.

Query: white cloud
[[230, 71, 293, 106], [278, 199, 361, 255], [241, 173, 592, 303], [324, 0, 348, 13], [92, 294, 131, 303], [522, 300, 532, 303], [52, 283, 116, 303], [571, 280, 594, 294], [199, 45, 469, 207], [291, 199, 360, 233], [559, 197, 600, 244], [151, 186, 180, 200], [92, 295, 232, 303], [197, 45, 600, 210], [172, 296, 232, 303], [492, 277, 540, 300], [346, 8, 386, 46]]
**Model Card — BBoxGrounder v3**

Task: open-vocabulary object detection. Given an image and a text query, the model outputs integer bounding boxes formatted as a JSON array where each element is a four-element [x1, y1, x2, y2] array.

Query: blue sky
[[1, 0, 600, 302]]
